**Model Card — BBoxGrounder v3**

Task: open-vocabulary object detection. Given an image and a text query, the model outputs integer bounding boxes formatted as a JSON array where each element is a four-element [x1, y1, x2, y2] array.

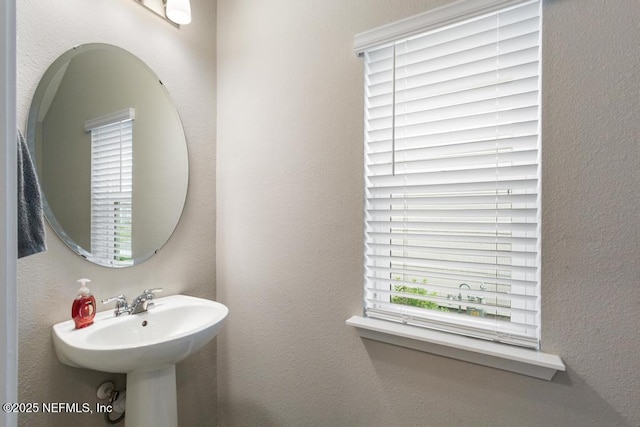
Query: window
[[84, 108, 135, 267], [360, 0, 542, 349]]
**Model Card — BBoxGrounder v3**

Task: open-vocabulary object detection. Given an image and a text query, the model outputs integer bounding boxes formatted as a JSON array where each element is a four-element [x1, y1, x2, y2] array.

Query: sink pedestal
[[126, 365, 178, 427]]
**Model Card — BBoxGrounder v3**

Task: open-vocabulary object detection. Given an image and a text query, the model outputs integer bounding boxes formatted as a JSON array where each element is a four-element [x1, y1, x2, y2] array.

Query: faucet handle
[[102, 294, 127, 305], [143, 288, 163, 298], [102, 294, 130, 316]]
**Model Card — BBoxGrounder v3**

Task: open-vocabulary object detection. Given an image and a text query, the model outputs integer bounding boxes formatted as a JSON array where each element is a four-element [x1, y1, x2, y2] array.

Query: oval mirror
[[26, 44, 188, 268]]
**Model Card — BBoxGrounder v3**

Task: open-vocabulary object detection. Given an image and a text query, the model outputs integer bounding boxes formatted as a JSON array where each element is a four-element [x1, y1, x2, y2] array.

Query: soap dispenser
[[72, 278, 96, 329]]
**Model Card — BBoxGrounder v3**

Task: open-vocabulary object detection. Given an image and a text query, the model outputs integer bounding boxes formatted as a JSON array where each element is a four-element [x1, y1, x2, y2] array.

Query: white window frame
[[1, 0, 18, 423], [84, 108, 135, 267], [347, 0, 564, 380]]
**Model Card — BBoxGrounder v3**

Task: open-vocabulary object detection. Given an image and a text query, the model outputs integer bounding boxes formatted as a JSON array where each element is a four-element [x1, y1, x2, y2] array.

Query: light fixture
[[133, 0, 191, 27], [165, 0, 192, 25]]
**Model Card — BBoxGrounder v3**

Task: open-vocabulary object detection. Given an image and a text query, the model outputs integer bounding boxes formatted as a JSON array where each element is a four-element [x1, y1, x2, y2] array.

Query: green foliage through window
[[391, 277, 449, 312]]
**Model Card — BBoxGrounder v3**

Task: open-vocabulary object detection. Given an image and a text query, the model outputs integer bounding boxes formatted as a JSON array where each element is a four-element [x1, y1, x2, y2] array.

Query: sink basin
[[52, 294, 228, 427], [52, 294, 228, 373]]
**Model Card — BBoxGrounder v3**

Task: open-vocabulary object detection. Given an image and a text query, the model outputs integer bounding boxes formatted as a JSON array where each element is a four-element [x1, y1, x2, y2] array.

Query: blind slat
[[365, 266, 537, 289]]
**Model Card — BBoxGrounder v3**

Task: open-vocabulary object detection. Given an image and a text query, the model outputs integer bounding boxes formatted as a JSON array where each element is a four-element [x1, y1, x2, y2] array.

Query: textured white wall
[[16, 0, 216, 426], [217, 0, 640, 426]]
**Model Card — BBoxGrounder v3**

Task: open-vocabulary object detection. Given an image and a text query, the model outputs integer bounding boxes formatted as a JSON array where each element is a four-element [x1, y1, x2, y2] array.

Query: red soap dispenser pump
[[72, 278, 96, 329]]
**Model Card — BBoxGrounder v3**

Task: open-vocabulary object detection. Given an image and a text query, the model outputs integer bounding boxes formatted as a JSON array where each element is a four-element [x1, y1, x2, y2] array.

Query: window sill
[[346, 315, 565, 381]]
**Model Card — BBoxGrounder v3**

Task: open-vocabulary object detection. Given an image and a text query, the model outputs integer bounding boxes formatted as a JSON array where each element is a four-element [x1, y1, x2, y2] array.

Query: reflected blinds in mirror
[[363, 0, 541, 348], [86, 111, 134, 267]]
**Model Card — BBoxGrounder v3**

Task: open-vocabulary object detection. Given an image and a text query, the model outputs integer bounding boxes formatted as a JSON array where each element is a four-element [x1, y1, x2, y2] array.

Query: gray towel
[[17, 129, 46, 258]]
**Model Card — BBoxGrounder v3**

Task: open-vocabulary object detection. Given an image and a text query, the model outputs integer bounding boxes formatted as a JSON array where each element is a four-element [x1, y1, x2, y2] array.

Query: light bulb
[[166, 0, 191, 25]]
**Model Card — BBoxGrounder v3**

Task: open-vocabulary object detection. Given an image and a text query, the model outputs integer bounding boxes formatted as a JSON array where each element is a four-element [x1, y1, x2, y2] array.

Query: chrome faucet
[[102, 288, 163, 316], [458, 283, 470, 300], [130, 288, 163, 314]]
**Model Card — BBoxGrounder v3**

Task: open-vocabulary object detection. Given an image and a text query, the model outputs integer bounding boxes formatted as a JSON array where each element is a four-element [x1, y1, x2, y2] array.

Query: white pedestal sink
[[52, 295, 228, 427]]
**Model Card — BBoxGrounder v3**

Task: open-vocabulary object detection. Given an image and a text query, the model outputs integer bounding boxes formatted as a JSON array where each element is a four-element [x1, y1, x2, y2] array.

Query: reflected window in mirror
[[86, 110, 134, 266]]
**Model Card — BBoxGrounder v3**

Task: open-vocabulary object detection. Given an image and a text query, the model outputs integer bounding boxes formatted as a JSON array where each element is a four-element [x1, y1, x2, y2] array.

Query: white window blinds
[[86, 110, 134, 267], [363, 0, 542, 348]]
